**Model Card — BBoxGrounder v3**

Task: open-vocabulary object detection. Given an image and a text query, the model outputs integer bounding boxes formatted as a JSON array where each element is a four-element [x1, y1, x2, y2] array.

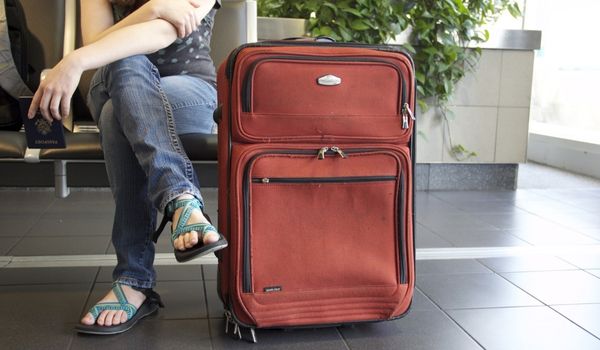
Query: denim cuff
[[160, 189, 204, 214], [115, 276, 155, 290]]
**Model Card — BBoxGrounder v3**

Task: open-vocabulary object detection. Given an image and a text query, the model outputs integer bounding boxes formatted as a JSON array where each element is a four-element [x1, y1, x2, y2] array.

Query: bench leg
[[54, 160, 70, 198]]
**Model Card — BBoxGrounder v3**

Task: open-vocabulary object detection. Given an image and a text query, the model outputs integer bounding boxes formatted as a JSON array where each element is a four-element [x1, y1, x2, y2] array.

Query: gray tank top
[[112, 5, 218, 87]]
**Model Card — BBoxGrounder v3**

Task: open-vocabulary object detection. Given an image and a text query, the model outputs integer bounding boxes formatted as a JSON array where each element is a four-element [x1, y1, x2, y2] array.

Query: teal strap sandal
[[152, 197, 228, 263], [75, 283, 163, 335]]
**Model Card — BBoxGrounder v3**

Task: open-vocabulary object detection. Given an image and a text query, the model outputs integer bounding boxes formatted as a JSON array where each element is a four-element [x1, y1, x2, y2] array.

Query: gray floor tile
[[502, 270, 600, 305], [44, 200, 115, 216], [155, 281, 207, 319], [515, 199, 585, 217], [562, 197, 600, 213], [474, 212, 559, 230], [478, 256, 578, 273], [433, 228, 530, 247], [412, 287, 439, 311], [0, 213, 41, 237], [339, 310, 482, 350], [26, 216, 113, 237], [205, 280, 224, 319], [8, 236, 111, 256], [431, 190, 516, 202], [553, 304, 600, 339], [415, 196, 463, 215], [415, 224, 452, 248], [418, 214, 497, 232], [0, 237, 20, 255], [0, 283, 91, 350], [448, 306, 600, 350], [507, 227, 599, 246], [417, 259, 493, 275], [558, 253, 600, 269], [70, 319, 212, 350], [210, 318, 347, 350], [0, 191, 55, 214], [545, 210, 600, 231], [579, 228, 600, 240], [588, 270, 600, 278], [417, 273, 541, 310], [451, 201, 526, 214], [61, 189, 114, 202], [0, 267, 98, 285]]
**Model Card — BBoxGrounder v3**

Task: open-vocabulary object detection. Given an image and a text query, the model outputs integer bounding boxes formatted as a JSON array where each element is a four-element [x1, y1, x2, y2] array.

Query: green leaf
[[342, 8, 363, 17], [350, 19, 370, 31]]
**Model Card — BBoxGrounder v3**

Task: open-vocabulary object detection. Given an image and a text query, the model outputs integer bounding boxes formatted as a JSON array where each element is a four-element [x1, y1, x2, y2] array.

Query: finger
[[60, 95, 70, 119], [49, 93, 62, 121], [38, 88, 54, 122], [28, 90, 42, 119]]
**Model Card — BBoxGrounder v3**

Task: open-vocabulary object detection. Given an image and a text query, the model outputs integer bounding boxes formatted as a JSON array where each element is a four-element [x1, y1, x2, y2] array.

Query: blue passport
[[19, 96, 66, 149]]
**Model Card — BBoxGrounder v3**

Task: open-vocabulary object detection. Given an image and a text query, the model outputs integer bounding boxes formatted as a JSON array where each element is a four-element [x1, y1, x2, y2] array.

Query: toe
[[120, 310, 128, 324], [203, 231, 219, 244], [81, 313, 95, 325], [97, 310, 108, 326], [103, 311, 115, 326], [174, 236, 183, 251], [184, 231, 198, 248], [112, 310, 125, 325]]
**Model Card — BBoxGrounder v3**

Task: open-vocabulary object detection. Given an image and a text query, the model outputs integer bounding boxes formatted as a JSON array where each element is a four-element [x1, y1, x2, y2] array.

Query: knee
[[97, 100, 115, 134], [103, 55, 156, 84]]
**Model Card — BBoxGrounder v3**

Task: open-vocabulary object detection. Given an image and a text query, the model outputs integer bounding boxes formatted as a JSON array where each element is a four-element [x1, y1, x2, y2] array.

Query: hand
[[152, 0, 205, 38], [28, 54, 83, 122]]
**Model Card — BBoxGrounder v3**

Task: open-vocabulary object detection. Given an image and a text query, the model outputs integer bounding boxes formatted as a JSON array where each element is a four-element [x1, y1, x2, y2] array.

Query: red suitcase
[[215, 40, 416, 342]]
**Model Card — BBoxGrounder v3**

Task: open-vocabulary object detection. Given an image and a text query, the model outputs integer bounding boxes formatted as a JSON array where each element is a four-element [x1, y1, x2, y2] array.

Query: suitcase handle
[[281, 36, 336, 43]]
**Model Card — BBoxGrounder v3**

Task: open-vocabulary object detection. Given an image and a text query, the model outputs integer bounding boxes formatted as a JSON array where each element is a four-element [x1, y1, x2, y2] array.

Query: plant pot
[[257, 16, 308, 41]]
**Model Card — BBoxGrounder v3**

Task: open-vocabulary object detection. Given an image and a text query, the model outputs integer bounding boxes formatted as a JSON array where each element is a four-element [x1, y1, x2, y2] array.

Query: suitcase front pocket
[[233, 55, 414, 143], [240, 148, 407, 295]]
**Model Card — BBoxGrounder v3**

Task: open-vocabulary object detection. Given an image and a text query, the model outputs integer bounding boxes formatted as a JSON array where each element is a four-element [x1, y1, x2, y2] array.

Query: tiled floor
[[1, 162, 600, 349]]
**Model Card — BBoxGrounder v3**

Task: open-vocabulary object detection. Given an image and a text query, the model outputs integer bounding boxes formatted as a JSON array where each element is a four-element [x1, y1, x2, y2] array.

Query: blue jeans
[[87, 55, 217, 289]]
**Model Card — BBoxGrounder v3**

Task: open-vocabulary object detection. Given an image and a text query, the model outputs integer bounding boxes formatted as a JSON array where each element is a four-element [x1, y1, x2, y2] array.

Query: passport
[[19, 96, 66, 149]]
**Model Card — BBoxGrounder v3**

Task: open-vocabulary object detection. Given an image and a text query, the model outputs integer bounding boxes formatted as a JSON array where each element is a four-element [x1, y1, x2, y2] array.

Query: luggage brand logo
[[263, 286, 282, 293], [317, 74, 342, 86]]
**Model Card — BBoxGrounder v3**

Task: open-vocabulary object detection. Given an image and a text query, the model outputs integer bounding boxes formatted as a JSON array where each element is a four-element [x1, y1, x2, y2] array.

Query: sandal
[[153, 197, 228, 263], [75, 283, 163, 335]]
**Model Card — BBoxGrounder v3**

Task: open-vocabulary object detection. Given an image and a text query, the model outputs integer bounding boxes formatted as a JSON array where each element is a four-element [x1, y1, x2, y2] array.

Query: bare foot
[[171, 194, 219, 251], [80, 285, 146, 326]]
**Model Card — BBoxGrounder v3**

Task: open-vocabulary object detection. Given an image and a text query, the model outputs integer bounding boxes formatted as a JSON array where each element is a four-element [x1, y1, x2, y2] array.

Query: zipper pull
[[224, 310, 232, 334], [261, 178, 270, 184], [402, 102, 415, 129], [330, 146, 347, 159], [317, 147, 329, 160]]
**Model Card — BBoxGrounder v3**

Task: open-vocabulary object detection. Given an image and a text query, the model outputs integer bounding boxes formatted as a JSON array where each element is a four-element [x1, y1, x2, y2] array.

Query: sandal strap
[[88, 302, 137, 320], [151, 198, 202, 243], [171, 222, 218, 242], [87, 283, 138, 321]]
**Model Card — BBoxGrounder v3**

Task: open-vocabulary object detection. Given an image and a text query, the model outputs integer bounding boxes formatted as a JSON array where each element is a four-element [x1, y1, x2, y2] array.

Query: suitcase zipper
[[252, 176, 397, 184], [241, 55, 407, 116], [226, 41, 414, 81], [241, 147, 406, 293]]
